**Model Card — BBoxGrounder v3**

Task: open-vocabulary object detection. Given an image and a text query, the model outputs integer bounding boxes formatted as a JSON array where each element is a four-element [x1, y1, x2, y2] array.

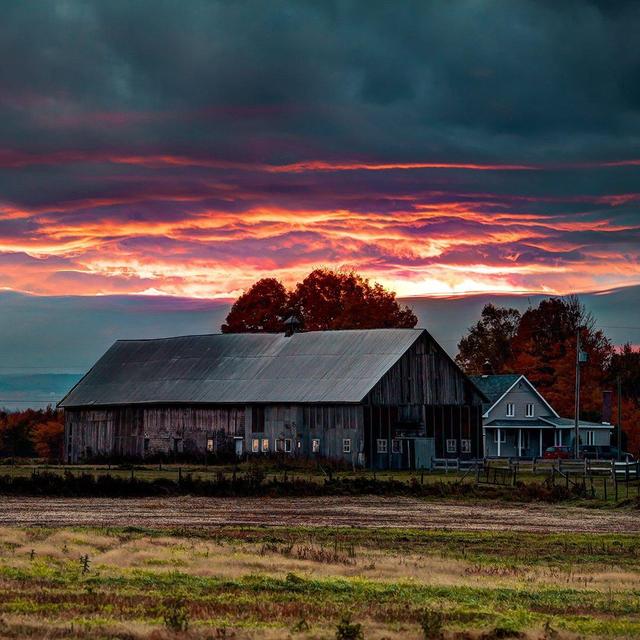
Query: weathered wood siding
[[365, 332, 482, 406], [243, 404, 363, 464], [65, 405, 244, 462]]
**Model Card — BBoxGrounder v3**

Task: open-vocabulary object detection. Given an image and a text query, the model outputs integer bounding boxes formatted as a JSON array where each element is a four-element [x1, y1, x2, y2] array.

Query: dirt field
[[1, 495, 639, 532]]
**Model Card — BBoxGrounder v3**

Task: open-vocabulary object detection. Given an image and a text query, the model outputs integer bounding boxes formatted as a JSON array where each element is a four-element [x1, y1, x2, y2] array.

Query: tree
[[290, 269, 417, 331], [0, 411, 37, 457], [509, 296, 613, 418], [609, 343, 640, 400], [221, 278, 289, 333], [608, 344, 640, 456], [221, 269, 417, 333], [455, 304, 521, 375], [32, 420, 65, 460]]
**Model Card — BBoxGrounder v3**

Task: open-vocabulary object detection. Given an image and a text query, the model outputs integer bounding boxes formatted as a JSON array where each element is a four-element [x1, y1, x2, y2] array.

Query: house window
[[343, 438, 351, 454], [506, 403, 515, 417], [586, 430, 595, 445], [144, 437, 150, 452], [446, 439, 457, 453], [206, 438, 214, 452], [275, 438, 284, 452], [312, 438, 321, 453], [493, 430, 506, 444], [391, 439, 402, 454], [284, 438, 292, 453], [376, 439, 388, 454], [251, 438, 260, 453], [525, 403, 535, 418], [460, 439, 471, 453], [261, 438, 270, 453]]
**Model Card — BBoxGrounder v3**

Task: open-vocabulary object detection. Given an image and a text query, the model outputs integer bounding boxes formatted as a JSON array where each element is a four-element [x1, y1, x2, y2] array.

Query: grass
[[0, 525, 638, 638], [2, 461, 638, 504]]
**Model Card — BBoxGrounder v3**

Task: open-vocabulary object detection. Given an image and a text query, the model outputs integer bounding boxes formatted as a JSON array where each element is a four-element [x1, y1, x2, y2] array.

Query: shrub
[[420, 608, 444, 639], [336, 615, 363, 640], [162, 597, 189, 632]]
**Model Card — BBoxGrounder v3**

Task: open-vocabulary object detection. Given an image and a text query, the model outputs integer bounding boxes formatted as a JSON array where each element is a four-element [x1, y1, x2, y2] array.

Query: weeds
[[420, 608, 444, 640], [162, 597, 189, 632], [336, 615, 364, 640]]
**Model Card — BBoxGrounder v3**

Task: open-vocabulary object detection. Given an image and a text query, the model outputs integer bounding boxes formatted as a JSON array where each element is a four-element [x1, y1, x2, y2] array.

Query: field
[[1, 463, 640, 639], [0, 497, 640, 639], [1, 495, 640, 533]]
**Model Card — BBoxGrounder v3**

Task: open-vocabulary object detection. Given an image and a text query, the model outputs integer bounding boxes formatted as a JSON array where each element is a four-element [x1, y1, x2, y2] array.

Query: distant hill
[[0, 373, 83, 411], [0, 285, 638, 409]]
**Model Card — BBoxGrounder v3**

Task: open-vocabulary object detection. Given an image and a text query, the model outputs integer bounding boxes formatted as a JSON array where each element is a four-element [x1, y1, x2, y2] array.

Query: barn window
[[460, 439, 471, 453], [261, 438, 270, 453], [252, 407, 265, 433], [391, 439, 402, 454], [284, 438, 292, 453], [446, 439, 457, 453], [376, 439, 388, 454], [206, 438, 214, 452], [312, 438, 321, 453], [343, 438, 351, 453]]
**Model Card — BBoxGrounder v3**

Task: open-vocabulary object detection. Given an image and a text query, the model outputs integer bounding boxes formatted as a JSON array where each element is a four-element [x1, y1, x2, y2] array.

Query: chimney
[[482, 360, 493, 376], [283, 315, 301, 337]]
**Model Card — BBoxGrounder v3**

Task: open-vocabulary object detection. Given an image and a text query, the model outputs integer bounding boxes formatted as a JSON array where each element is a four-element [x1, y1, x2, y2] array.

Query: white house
[[470, 374, 611, 458]]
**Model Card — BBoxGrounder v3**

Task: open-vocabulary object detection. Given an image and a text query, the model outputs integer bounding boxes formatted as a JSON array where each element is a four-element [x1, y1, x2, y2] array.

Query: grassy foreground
[[0, 525, 639, 639]]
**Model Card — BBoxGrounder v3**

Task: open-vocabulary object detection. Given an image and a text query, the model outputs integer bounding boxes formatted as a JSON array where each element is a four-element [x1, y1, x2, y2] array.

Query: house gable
[[475, 375, 559, 420]]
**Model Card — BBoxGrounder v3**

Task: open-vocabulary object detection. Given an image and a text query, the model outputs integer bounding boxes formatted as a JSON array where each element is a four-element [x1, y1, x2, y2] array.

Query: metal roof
[[543, 416, 612, 429], [486, 418, 552, 428], [59, 328, 426, 407]]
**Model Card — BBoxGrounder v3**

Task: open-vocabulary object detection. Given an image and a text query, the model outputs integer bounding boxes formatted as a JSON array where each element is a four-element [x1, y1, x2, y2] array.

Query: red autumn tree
[[290, 269, 417, 331], [32, 420, 65, 461], [221, 269, 417, 333], [0, 406, 63, 459], [508, 296, 613, 419], [221, 278, 289, 333]]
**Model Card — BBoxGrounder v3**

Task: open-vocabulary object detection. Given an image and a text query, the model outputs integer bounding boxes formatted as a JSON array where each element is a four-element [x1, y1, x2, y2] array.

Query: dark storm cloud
[[2, 0, 640, 163]]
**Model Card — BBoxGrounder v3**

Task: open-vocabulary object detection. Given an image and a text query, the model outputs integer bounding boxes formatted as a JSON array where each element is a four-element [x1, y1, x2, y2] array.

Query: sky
[[0, 0, 639, 303]]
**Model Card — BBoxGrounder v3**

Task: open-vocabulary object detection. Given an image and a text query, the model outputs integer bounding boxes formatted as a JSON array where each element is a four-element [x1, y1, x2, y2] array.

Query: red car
[[543, 445, 572, 459]]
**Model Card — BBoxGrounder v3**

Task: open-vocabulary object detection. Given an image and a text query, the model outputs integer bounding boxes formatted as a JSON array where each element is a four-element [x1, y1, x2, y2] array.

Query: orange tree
[[222, 269, 417, 333]]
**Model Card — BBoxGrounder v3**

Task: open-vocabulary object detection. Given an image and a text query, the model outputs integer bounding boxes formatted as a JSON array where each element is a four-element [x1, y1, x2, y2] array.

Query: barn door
[[413, 438, 434, 470]]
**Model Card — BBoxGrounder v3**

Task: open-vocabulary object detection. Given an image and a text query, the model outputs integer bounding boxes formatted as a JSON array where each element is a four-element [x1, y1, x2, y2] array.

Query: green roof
[[469, 374, 521, 408]]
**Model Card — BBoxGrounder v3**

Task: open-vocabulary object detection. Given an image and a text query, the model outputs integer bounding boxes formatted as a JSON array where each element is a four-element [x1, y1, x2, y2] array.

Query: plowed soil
[[1, 496, 638, 532]]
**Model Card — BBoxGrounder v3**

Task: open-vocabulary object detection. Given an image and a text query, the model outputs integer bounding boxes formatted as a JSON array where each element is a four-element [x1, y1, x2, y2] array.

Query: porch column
[[497, 428, 501, 457], [518, 429, 522, 458], [539, 430, 543, 457]]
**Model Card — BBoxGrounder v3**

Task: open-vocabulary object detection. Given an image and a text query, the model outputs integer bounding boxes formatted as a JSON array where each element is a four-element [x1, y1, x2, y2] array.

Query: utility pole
[[573, 327, 588, 459], [617, 374, 622, 461], [574, 328, 581, 459]]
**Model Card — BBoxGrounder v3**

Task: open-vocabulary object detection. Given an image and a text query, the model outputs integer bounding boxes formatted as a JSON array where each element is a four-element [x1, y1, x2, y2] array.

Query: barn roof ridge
[[59, 327, 436, 407]]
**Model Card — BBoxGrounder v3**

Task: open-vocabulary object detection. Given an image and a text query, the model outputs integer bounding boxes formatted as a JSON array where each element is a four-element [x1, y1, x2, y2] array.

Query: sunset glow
[[0, 1, 639, 303]]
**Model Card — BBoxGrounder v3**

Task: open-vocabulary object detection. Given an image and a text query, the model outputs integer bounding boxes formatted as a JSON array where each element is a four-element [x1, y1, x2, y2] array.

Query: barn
[[58, 327, 485, 469]]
